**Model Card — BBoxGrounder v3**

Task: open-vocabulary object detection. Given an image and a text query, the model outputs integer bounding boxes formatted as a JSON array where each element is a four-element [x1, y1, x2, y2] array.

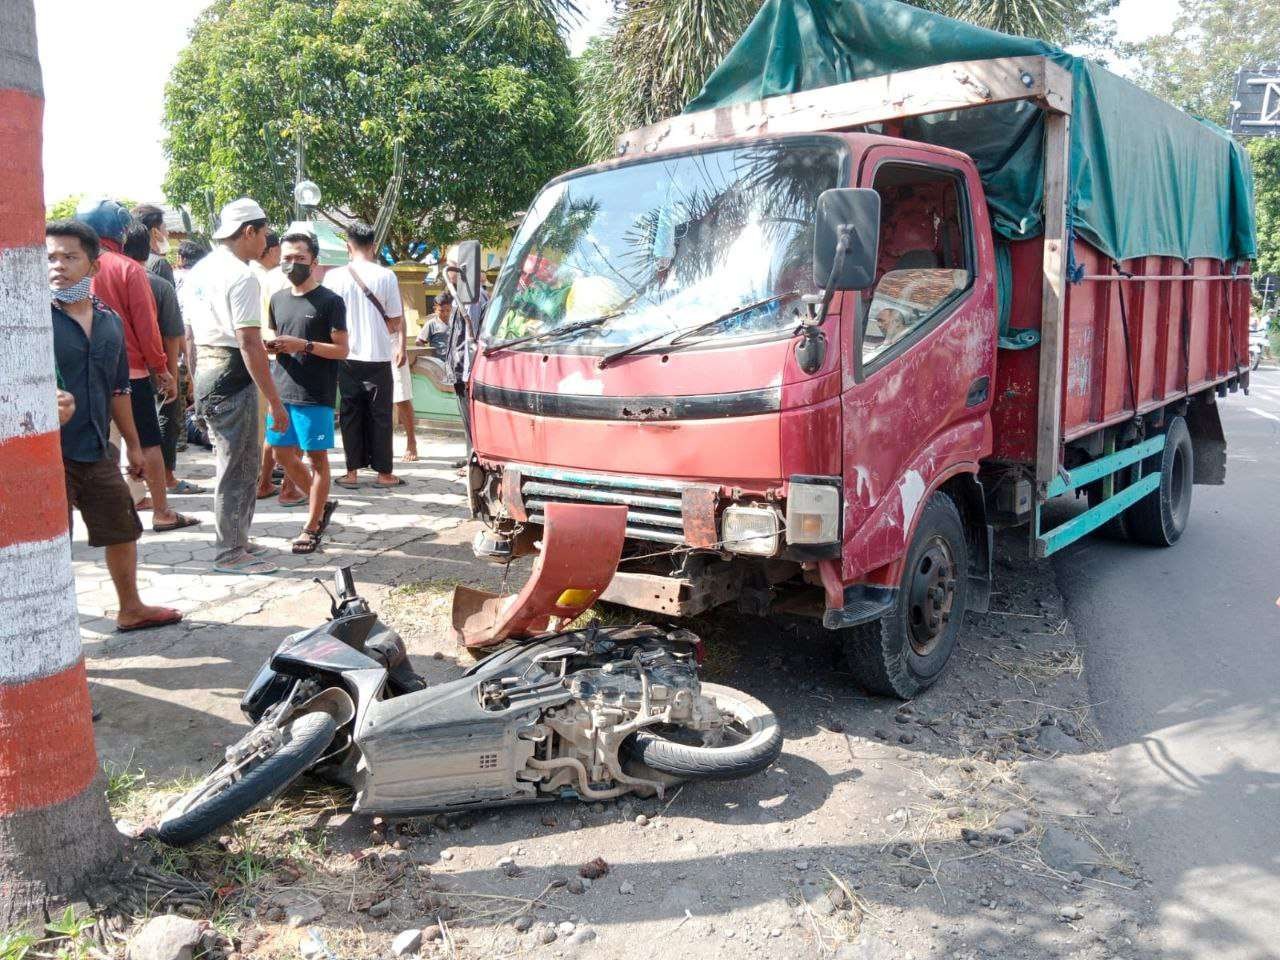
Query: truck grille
[[516, 465, 688, 546]]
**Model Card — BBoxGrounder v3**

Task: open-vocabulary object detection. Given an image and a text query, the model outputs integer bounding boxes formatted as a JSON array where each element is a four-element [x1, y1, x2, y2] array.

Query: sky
[[34, 0, 1175, 207]]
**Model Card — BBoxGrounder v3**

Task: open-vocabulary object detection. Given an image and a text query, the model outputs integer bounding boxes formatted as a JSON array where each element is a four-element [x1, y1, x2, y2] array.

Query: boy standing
[[266, 230, 349, 553]]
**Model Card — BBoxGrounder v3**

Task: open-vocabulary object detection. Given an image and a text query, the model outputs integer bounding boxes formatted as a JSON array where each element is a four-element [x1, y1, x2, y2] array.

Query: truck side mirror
[[454, 239, 483, 307], [813, 188, 881, 291]]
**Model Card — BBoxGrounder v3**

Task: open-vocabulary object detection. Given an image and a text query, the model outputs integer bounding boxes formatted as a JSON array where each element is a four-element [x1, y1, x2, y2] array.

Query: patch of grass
[[563, 601, 645, 631], [390, 577, 463, 599], [104, 757, 147, 813], [985, 645, 1083, 692], [0, 931, 37, 960]]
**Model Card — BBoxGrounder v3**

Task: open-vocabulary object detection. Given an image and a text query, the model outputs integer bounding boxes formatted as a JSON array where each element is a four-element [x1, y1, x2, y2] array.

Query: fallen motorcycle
[[156, 566, 782, 846]]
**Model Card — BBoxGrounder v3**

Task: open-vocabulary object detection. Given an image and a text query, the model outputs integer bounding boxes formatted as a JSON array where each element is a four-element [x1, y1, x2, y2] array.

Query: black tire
[[1126, 416, 1193, 547], [842, 492, 969, 699], [1085, 478, 1130, 541], [157, 711, 337, 846], [626, 682, 782, 781]]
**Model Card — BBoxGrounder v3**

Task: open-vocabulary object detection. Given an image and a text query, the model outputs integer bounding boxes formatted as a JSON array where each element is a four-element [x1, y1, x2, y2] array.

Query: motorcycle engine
[[525, 628, 726, 800]]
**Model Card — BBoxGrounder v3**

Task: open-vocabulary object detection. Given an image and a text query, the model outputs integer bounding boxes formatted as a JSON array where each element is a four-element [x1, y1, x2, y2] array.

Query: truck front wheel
[[841, 492, 970, 699], [1126, 415, 1193, 547]]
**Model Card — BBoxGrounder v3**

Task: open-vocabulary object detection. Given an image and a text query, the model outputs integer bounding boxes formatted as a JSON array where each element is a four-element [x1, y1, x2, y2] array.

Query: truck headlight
[[786, 477, 841, 544], [721, 505, 781, 556]]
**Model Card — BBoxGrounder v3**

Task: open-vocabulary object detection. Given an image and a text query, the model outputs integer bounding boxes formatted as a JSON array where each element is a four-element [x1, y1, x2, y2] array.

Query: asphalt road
[[1053, 366, 1280, 960]]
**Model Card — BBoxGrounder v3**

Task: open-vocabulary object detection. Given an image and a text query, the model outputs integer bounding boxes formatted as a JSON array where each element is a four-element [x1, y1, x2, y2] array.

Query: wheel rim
[[906, 536, 957, 656]]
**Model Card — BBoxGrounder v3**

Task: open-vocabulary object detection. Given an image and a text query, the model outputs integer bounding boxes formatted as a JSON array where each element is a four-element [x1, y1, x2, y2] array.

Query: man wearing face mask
[[264, 228, 349, 554], [47, 219, 182, 633]]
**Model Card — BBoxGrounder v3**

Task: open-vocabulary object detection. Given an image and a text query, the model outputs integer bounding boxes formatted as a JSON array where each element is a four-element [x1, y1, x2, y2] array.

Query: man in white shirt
[[322, 220, 405, 488], [182, 197, 289, 574]]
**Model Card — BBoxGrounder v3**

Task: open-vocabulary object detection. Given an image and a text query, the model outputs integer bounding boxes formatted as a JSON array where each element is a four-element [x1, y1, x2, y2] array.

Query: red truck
[[458, 42, 1255, 697]]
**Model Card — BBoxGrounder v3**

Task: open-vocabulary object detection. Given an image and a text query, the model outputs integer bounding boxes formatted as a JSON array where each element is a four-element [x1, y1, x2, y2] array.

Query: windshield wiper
[[597, 291, 798, 369], [483, 310, 624, 356]]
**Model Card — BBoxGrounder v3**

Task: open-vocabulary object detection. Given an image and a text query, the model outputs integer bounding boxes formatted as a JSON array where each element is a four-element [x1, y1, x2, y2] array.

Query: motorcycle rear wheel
[[626, 682, 782, 781], [156, 711, 337, 846]]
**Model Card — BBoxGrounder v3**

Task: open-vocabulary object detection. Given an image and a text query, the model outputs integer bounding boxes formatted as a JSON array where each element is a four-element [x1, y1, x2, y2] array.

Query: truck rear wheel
[[841, 492, 969, 699], [1126, 416, 1193, 547]]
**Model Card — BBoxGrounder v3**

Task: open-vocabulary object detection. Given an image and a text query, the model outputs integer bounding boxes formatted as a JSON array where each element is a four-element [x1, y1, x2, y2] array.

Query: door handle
[[965, 376, 990, 407]]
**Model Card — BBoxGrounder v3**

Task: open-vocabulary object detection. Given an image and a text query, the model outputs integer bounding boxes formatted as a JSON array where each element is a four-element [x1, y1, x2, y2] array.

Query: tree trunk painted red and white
[[0, 0, 122, 924]]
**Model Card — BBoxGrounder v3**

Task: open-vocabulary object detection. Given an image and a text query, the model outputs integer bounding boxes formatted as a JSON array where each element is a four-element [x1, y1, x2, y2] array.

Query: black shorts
[[130, 376, 164, 448], [64, 452, 143, 548]]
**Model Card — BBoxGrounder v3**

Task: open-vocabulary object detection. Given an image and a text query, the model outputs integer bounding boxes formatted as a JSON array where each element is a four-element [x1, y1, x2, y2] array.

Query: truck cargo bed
[[991, 237, 1251, 466]]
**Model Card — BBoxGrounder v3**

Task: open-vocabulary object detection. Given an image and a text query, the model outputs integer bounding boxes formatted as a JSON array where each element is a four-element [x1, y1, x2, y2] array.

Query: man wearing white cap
[[181, 198, 289, 574]]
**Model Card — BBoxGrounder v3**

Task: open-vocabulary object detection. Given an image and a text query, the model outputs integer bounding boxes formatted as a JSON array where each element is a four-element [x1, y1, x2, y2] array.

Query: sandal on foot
[[116, 608, 183, 633], [317, 499, 338, 534], [278, 495, 308, 507], [256, 485, 281, 500], [374, 476, 406, 488], [335, 477, 361, 489], [292, 528, 322, 554], [153, 513, 201, 532], [167, 479, 206, 494]]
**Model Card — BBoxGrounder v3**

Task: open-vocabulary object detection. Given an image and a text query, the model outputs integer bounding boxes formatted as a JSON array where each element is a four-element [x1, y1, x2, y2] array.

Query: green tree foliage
[[162, 0, 579, 259], [1251, 139, 1280, 278], [1125, 0, 1280, 127], [47, 194, 139, 221]]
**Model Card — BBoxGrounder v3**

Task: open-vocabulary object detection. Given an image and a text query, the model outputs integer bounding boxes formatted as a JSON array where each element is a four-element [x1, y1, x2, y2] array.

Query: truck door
[[839, 149, 997, 581]]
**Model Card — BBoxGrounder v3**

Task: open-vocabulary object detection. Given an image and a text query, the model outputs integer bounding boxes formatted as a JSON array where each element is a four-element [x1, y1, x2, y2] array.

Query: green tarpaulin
[[686, 0, 1257, 267]]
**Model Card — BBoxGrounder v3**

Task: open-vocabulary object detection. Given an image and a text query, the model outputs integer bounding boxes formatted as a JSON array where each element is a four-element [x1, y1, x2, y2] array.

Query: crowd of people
[[49, 196, 467, 633]]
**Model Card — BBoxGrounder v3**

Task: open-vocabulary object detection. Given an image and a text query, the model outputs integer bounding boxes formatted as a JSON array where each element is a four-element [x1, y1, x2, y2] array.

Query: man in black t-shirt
[[265, 230, 349, 553]]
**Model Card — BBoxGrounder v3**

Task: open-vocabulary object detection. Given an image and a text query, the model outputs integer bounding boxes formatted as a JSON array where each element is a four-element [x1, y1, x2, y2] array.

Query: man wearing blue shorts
[[265, 229, 349, 553]]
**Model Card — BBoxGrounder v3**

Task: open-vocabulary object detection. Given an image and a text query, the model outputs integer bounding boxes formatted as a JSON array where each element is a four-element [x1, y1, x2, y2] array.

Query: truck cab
[[466, 131, 997, 696]]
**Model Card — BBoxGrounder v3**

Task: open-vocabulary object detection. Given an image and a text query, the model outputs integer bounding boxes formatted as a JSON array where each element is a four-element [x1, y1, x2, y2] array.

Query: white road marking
[[1246, 406, 1280, 422]]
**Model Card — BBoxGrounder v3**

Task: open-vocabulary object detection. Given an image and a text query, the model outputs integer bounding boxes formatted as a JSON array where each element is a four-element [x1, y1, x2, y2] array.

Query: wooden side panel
[[991, 238, 1252, 466]]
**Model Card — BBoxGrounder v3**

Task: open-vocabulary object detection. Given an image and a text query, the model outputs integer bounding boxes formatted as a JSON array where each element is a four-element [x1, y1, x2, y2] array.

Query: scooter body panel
[[351, 653, 573, 815]]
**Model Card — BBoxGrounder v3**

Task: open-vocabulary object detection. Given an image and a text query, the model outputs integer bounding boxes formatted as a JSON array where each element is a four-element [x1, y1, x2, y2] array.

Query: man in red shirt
[[75, 200, 197, 534]]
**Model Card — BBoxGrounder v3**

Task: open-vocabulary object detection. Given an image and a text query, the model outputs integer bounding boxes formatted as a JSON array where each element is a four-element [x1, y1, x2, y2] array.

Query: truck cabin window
[[862, 164, 972, 365], [482, 140, 846, 354]]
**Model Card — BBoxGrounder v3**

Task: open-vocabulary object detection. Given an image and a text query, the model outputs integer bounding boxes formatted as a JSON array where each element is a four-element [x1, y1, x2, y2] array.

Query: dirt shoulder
[[96, 526, 1154, 960]]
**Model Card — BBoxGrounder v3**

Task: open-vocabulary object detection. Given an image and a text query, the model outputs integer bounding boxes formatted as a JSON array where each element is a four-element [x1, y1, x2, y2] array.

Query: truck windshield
[[483, 140, 845, 354]]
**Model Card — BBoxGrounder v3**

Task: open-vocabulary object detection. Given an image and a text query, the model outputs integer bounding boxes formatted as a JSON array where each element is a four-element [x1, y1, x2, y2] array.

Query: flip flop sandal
[[317, 499, 339, 534], [292, 529, 323, 554], [213, 556, 279, 575], [153, 513, 201, 532], [245, 542, 270, 557], [335, 478, 361, 489], [256, 486, 281, 500], [167, 479, 206, 494], [278, 496, 309, 508], [116, 608, 183, 633], [374, 477, 406, 488]]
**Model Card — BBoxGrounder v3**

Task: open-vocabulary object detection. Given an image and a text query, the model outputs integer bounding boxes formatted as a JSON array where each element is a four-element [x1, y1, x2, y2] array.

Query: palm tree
[[0, 0, 127, 925], [458, 0, 1115, 162]]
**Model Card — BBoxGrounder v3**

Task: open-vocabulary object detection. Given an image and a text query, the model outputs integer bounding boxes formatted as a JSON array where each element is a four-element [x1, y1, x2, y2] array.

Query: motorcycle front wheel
[[626, 682, 782, 781], [156, 711, 337, 846]]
